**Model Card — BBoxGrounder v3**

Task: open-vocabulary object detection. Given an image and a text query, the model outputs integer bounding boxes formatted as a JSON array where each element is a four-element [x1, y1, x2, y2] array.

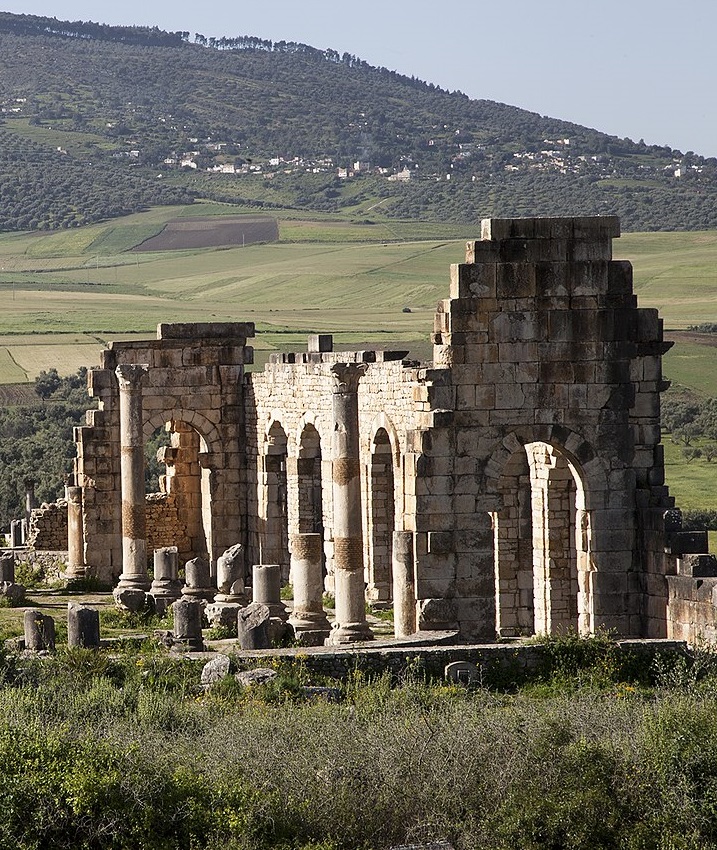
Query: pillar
[[24, 610, 55, 652], [114, 364, 150, 598], [65, 484, 86, 580], [67, 602, 100, 649], [24, 478, 37, 524], [289, 532, 331, 645], [172, 598, 204, 652], [326, 362, 373, 644], [150, 546, 182, 614], [392, 531, 416, 637]]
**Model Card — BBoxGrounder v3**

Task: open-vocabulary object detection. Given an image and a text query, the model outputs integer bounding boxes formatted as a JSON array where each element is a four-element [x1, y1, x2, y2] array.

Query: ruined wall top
[[465, 215, 621, 268]]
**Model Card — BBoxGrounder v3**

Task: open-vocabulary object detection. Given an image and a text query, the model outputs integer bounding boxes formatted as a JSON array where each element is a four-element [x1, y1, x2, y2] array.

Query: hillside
[[1, 12, 717, 232]]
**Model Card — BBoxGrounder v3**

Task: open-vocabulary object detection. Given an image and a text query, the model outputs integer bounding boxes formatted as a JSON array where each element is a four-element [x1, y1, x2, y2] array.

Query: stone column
[[326, 362, 373, 644], [113, 365, 150, 605], [150, 546, 182, 614], [65, 484, 86, 580], [289, 533, 331, 645], [172, 598, 204, 652], [24, 478, 37, 524], [24, 610, 55, 651], [392, 531, 417, 638], [67, 602, 100, 648]]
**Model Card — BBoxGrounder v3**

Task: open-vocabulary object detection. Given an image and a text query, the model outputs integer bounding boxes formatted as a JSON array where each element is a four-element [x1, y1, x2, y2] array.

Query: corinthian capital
[[115, 364, 149, 391], [330, 362, 368, 394]]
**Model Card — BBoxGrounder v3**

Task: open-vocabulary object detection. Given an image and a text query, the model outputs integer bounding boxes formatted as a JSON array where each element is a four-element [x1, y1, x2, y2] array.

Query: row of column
[[68, 361, 417, 642]]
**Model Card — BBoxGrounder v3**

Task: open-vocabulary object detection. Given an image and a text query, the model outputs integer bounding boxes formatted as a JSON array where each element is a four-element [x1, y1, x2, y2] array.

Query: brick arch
[[295, 411, 329, 457], [143, 409, 221, 456], [368, 412, 401, 466], [484, 424, 606, 511]]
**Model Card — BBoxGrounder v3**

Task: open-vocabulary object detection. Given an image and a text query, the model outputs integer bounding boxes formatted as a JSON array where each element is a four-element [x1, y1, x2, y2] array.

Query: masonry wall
[[65, 216, 713, 644], [245, 351, 420, 592]]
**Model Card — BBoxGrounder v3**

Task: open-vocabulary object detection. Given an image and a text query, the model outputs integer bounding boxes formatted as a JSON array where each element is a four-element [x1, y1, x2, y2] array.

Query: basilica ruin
[[52, 216, 716, 644]]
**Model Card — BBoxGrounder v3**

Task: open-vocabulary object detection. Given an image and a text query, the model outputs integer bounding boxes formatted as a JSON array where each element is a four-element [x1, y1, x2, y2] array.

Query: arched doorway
[[262, 421, 289, 580], [493, 440, 591, 636], [368, 427, 395, 602]]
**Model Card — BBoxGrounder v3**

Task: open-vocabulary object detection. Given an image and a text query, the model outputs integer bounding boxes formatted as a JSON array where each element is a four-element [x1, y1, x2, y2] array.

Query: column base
[[325, 620, 375, 645], [113, 585, 150, 612], [289, 611, 332, 645]]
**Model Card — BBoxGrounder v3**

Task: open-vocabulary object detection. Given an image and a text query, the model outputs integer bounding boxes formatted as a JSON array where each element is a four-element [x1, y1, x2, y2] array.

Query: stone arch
[[142, 409, 223, 566], [297, 419, 325, 536], [366, 414, 402, 602], [143, 409, 221, 456], [485, 426, 608, 636], [261, 418, 290, 580]]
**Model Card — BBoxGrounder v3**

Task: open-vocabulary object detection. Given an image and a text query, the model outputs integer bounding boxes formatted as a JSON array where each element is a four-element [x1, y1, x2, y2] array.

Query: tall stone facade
[[71, 217, 710, 642]]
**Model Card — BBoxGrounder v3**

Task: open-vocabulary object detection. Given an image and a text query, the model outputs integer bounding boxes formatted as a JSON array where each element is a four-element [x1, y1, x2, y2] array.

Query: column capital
[[330, 362, 368, 394], [115, 363, 149, 391]]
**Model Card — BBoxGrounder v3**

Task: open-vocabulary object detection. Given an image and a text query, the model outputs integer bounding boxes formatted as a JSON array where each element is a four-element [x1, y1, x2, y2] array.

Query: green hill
[[1, 11, 716, 232]]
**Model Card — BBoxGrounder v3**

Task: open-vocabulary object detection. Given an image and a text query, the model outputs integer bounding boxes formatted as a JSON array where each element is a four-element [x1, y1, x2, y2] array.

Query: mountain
[[0, 11, 716, 232]]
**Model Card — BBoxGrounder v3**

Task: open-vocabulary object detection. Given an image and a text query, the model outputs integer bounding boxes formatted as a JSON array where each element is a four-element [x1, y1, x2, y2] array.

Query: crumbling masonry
[[68, 216, 716, 642]]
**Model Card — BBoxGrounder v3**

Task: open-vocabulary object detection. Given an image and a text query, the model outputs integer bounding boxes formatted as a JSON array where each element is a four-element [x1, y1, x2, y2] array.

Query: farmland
[[1, 208, 717, 383]]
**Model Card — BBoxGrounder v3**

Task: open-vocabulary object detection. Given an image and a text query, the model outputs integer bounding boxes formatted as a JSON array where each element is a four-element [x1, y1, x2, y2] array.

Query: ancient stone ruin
[[53, 216, 717, 644]]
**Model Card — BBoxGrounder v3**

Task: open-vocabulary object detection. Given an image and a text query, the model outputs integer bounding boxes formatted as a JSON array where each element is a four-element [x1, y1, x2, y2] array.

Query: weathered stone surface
[[237, 602, 271, 650], [24, 609, 55, 652], [201, 653, 231, 687], [67, 602, 100, 648], [67, 216, 700, 644], [172, 598, 204, 652], [235, 667, 278, 688]]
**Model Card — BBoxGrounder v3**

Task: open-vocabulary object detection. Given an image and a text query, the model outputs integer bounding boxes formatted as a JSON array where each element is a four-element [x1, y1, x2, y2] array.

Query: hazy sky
[[4, 0, 716, 157]]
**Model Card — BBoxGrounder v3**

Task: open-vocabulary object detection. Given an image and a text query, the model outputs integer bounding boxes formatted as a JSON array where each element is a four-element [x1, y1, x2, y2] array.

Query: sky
[[3, 0, 717, 157]]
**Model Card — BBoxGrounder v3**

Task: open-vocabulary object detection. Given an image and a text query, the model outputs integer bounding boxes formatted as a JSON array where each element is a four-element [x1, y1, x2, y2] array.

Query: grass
[[663, 342, 717, 397], [0, 632, 711, 849]]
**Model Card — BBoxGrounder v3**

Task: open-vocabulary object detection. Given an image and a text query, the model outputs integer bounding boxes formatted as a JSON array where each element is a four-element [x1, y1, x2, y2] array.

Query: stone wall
[[26, 492, 191, 567], [26, 500, 68, 551], [232, 638, 689, 682], [67, 216, 716, 644]]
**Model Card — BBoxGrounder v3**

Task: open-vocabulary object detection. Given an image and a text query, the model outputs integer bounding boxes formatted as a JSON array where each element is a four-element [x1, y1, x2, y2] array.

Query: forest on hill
[[1, 11, 717, 232]]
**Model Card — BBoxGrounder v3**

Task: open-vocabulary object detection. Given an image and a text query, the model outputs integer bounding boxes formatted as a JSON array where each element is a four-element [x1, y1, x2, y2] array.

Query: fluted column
[[65, 484, 86, 579], [114, 364, 150, 593], [326, 362, 373, 644]]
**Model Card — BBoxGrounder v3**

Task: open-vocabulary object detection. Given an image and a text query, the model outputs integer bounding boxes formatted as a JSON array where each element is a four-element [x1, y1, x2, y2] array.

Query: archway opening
[[263, 421, 289, 581], [148, 419, 211, 565], [368, 427, 395, 602], [493, 441, 590, 637]]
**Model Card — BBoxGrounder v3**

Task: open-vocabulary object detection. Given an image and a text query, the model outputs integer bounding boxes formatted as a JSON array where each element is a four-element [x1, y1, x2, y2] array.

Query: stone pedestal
[[150, 547, 182, 614], [65, 484, 86, 580], [326, 362, 373, 645], [182, 556, 215, 602], [215, 543, 247, 603], [392, 531, 417, 637], [253, 563, 290, 643], [67, 602, 100, 648], [289, 533, 331, 645], [24, 610, 55, 651], [172, 598, 204, 651], [237, 602, 271, 649], [113, 364, 150, 607], [0, 552, 24, 605]]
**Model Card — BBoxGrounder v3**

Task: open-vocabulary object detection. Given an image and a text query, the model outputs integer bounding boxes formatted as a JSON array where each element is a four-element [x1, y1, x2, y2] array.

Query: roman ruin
[[21, 215, 717, 645]]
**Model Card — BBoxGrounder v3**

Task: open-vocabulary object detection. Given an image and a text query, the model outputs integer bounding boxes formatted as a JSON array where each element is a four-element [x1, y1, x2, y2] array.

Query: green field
[[2, 209, 717, 519]]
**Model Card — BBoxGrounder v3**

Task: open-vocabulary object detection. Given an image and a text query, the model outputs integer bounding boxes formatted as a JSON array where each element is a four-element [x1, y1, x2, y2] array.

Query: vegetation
[[0, 369, 93, 528], [0, 634, 710, 848], [1, 12, 717, 231]]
